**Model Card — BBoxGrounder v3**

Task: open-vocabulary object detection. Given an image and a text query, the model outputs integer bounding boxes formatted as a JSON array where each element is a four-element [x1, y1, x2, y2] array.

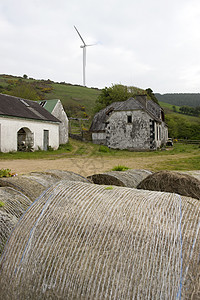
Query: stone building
[[90, 95, 168, 150]]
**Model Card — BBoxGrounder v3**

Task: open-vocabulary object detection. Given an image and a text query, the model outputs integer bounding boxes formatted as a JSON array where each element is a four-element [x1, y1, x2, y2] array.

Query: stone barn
[[39, 99, 68, 144], [90, 95, 168, 150], [0, 94, 60, 152]]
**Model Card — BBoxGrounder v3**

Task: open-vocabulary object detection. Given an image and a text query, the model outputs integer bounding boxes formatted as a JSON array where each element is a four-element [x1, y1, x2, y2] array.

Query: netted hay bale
[[137, 170, 200, 200], [0, 187, 32, 255], [0, 210, 18, 255], [0, 171, 90, 203], [40, 169, 91, 183], [0, 176, 46, 201], [0, 181, 199, 299], [179, 170, 200, 181], [88, 169, 152, 188], [0, 187, 32, 218]]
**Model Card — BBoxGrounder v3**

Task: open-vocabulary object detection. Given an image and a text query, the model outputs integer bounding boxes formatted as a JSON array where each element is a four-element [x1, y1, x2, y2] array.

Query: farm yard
[[0, 139, 199, 176]]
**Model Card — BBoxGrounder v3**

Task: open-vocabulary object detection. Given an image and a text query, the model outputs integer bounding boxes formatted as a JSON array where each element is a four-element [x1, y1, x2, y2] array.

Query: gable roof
[[0, 94, 60, 123], [90, 97, 162, 132], [90, 98, 143, 132], [38, 99, 59, 113]]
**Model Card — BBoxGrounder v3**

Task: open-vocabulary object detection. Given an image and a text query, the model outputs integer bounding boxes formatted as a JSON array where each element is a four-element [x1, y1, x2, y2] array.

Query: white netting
[[0, 181, 199, 299], [0, 187, 32, 255]]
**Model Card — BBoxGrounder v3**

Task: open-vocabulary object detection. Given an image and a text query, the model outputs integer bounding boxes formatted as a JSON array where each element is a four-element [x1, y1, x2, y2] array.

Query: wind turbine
[[74, 25, 95, 87]]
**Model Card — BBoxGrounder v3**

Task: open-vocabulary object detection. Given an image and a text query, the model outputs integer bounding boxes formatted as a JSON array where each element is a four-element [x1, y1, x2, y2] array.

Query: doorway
[[17, 127, 34, 151], [43, 130, 49, 151]]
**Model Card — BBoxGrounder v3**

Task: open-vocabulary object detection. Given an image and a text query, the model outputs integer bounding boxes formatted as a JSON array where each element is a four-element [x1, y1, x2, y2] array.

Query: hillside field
[[0, 74, 200, 138]]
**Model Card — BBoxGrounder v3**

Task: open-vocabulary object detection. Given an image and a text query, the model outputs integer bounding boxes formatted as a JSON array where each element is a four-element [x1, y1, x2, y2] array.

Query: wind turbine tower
[[74, 26, 94, 87]]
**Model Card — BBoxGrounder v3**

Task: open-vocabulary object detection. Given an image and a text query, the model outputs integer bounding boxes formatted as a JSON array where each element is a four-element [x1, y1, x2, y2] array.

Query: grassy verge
[[0, 139, 199, 170]]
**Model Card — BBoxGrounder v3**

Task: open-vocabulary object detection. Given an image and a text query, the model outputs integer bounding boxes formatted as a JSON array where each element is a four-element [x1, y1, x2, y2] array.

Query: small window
[[39, 101, 47, 107], [127, 115, 132, 123]]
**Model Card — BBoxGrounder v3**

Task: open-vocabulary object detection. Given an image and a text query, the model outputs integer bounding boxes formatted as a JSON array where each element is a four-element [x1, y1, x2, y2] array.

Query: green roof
[[38, 99, 59, 113]]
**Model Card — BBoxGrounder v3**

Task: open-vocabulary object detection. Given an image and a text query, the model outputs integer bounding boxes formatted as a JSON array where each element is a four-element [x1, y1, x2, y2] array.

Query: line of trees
[[179, 105, 200, 117], [155, 93, 200, 107], [166, 115, 200, 140]]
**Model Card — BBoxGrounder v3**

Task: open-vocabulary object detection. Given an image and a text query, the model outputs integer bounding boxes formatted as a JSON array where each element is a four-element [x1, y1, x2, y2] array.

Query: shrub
[[0, 169, 17, 177], [111, 165, 130, 171], [98, 145, 110, 153]]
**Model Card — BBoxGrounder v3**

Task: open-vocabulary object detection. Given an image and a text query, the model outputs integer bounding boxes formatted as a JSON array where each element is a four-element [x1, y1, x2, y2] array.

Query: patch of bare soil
[[0, 153, 193, 177]]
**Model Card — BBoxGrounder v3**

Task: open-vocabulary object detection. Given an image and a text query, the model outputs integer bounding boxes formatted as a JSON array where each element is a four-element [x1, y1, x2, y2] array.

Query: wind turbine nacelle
[[80, 45, 85, 48]]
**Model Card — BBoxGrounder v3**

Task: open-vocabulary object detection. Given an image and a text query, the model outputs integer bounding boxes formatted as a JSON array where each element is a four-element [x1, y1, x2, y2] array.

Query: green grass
[[152, 155, 200, 171], [0, 138, 198, 158], [159, 101, 200, 125], [0, 201, 5, 207], [111, 165, 130, 171], [0, 142, 73, 160], [45, 83, 100, 118], [159, 101, 180, 113], [104, 186, 114, 190]]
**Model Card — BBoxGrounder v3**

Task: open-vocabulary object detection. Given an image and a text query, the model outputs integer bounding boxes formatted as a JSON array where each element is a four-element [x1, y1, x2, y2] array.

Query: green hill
[[0, 74, 199, 139], [0, 74, 101, 119], [155, 93, 200, 107], [159, 101, 200, 139]]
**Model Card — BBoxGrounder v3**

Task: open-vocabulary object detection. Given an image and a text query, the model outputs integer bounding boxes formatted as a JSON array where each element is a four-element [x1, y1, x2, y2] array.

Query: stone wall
[[105, 110, 152, 150]]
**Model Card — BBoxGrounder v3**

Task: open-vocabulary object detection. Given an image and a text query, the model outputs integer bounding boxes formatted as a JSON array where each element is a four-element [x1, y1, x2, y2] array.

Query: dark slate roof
[[90, 97, 162, 132], [113, 97, 144, 111], [0, 94, 60, 123], [90, 98, 143, 132]]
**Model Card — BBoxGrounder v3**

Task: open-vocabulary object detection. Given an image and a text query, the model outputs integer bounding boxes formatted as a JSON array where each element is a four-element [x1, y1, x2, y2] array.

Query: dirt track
[[0, 153, 192, 177]]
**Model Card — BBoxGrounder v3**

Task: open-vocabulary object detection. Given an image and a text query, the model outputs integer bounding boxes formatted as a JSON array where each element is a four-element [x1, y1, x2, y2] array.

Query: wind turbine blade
[[74, 25, 86, 46], [86, 43, 97, 47]]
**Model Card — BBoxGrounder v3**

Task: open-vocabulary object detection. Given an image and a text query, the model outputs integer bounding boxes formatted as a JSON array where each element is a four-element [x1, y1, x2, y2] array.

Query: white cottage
[[0, 94, 60, 152], [90, 95, 168, 150]]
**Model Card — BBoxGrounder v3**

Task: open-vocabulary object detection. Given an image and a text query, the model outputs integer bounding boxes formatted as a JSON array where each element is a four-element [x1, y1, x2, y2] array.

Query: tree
[[23, 74, 28, 79], [7, 82, 40, 100], [94, 84, 146, 112], [145, 88, 159, 104], [172, 105, 177, 112]]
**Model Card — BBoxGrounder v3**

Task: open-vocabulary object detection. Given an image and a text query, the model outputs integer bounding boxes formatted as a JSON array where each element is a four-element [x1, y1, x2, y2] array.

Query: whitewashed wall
[[52, 100, 68, 144], [0, 116, 59, 152]]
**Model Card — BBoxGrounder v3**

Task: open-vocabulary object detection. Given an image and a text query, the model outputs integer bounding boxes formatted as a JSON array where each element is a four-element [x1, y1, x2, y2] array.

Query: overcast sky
[[1, 0, 200, 93]]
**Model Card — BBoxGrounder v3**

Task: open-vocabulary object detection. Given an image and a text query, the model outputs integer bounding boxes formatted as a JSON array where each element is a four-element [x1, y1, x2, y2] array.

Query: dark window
[[127, 115, 132, 123]]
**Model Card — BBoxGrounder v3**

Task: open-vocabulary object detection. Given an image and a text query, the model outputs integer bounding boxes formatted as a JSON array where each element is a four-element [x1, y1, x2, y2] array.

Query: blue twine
[[14, 184, 58, 274], [176, 195, 183, 300]]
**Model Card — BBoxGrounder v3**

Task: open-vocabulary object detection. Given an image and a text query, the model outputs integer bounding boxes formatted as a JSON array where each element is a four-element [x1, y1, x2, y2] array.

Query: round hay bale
[[0, 176, 46, 201], [0, 171, 90, 203], [0, 210, 18, 255], [88, 169, 152, 188], [41, 169, 91, 183], [0, 181, 199, 299], [179, 170, 200, 181], [0, 187, 32, 255], [137, 170, 200, 200], [0, 187, 32, 219]]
